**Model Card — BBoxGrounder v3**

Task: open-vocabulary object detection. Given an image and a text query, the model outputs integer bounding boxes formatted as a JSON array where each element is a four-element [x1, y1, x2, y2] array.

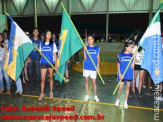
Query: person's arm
[[53, 43, 58, 71], [39, 42, 43, 56], [97, 53, 100, 73], [54, 52, 58, 71], [117, 56, 123, 80], [131, 53, 136, 69], [84, 46, 87, 60], [2, 43, 8, 53]]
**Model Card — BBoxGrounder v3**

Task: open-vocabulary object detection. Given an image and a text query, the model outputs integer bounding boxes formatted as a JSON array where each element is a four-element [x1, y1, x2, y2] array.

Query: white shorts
[[83, 70, 97, 79]]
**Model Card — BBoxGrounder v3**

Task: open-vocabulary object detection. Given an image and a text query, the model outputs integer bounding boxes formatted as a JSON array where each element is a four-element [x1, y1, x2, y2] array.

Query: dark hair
[[43, 30, 53, 45], [134, 33, 143, 52], [122, 42, 133, 52], [33, 28, 39, 32], [87, 34, 95, 40], [134, 33, 143, 45], [2, 30, 9, 39], [0, 33, 4, 48], [31, 28, 40, 38], [128, 30, 141, 42], [52, 33, 56, 36]]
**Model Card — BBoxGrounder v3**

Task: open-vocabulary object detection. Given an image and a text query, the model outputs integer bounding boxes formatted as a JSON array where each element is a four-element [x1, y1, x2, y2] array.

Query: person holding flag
[[138, 2, 163, 85], [55, 3, 105, 86], [115, 42, 136, 109], [38, 30, 58, 101], [113, 2, 163, 105], [83, 35, 100, 102], [3, 13, 35, 94]]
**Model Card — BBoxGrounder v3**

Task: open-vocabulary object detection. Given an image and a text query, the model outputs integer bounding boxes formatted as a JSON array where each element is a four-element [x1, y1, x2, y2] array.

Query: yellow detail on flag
[[4, 49, 18, 80], [14, 36, 22, 46], [154, 69, 160, 76], [57, 30, 68, 67]]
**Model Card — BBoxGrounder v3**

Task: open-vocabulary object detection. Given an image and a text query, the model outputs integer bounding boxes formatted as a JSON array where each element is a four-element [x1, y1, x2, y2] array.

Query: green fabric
[[148, 2, 163, 27], [55, 8, 83, 84]]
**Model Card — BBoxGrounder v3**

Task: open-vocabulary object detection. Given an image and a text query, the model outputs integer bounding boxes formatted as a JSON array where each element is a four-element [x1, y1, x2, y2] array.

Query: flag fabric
[[139, 2, 163, 84], [4, 16, 34, 81], [55, 7, 84, 84]]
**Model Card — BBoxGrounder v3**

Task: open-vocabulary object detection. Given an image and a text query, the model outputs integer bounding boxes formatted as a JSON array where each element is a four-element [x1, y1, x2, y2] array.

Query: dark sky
[[9, 13, 163, 37]]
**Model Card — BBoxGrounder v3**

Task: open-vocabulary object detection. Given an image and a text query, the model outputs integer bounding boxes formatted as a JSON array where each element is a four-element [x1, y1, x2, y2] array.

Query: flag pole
[[4, 11, 66, 83], [113, 45, 140, 95], [113, 1, 163, 94], [34, 46, 67, 82], [61, 2, 105, 85]]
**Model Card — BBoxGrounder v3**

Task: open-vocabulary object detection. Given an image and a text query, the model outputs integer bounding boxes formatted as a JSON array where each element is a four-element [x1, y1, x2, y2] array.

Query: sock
[[124, 100, 127, 104], [116, 99, 120, 102]]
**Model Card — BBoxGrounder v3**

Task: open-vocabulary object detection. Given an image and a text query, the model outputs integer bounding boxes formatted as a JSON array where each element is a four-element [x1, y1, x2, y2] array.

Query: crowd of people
[[0, 29, 163, 109]]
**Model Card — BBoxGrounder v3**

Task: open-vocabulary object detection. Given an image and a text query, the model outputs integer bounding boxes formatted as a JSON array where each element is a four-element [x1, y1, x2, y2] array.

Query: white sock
[[124, 100, 127, 104], [116, 99, 120, 102]]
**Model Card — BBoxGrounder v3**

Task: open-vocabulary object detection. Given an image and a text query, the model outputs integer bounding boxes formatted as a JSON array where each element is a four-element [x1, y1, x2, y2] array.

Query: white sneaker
[[123, 102, 128, 109], [158, 96, 163, 101], [85, 95, 89, 101], [94, 96, 99, 102], [115, 99, 120, 107], [64, 77, 70, 83]]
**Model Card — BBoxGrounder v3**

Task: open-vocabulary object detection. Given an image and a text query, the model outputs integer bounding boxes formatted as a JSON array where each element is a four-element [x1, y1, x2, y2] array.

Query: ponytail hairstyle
[[43, 29, 53, 45], [122, 42, 133, 52]]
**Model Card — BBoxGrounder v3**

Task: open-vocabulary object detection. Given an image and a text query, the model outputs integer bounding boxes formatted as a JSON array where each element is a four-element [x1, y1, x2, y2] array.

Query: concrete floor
[[0, 53, 163, 122]]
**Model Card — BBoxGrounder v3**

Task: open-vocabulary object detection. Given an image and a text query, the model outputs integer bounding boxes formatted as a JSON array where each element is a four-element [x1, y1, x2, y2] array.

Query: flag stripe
[[139, 22, 161, 45]]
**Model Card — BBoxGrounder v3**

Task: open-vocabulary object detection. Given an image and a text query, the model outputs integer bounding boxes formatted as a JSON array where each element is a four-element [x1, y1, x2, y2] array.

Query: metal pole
[[68, 0, 71, 17], [149, 0, 154, 24], [34, 0, 38, 28], [2, 0, 8, 30], [106, 0, 109, 42]]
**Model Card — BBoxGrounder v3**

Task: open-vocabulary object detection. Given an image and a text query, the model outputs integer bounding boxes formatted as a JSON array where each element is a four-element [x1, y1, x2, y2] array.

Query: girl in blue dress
[[38, 30, 58, 100], [115, 42, 136, 109]]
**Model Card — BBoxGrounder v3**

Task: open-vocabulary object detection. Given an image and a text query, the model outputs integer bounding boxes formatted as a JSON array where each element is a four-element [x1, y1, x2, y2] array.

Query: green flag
[[55, 5, 84, 84]]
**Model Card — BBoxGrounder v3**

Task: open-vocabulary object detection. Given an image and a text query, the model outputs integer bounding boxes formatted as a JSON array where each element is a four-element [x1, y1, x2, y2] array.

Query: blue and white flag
[[139, 2, 163, 84]]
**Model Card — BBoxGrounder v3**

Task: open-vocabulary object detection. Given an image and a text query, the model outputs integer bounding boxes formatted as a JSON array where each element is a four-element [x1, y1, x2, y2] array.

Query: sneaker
[[76, 62, 80, 65], [115, 99, 120, 107], [38, 93, 44, 101], [94, 96, 99, 102], [149, 86, 152, 89], [158, 96, 163, 101], [142, 86, 146, 88], [65, 78, 70, 82], [123, 102, 128, 109], [84, 95, 89, 101]]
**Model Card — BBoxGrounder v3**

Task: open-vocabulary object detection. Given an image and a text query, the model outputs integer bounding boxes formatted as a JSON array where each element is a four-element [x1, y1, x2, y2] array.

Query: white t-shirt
[[39, 42, 58, 61], [0, 47, 5, 60], [4, 39, 9, 48], [132, 45, 144, 65]]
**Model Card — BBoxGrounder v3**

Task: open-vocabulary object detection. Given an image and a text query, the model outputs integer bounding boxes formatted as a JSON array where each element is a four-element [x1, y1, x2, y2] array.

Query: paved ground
[[0, 52, 163, 122]]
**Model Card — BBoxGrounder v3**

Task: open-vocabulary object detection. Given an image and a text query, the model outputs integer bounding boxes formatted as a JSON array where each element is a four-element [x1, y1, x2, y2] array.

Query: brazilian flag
[[55, 5, 84, 84]]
